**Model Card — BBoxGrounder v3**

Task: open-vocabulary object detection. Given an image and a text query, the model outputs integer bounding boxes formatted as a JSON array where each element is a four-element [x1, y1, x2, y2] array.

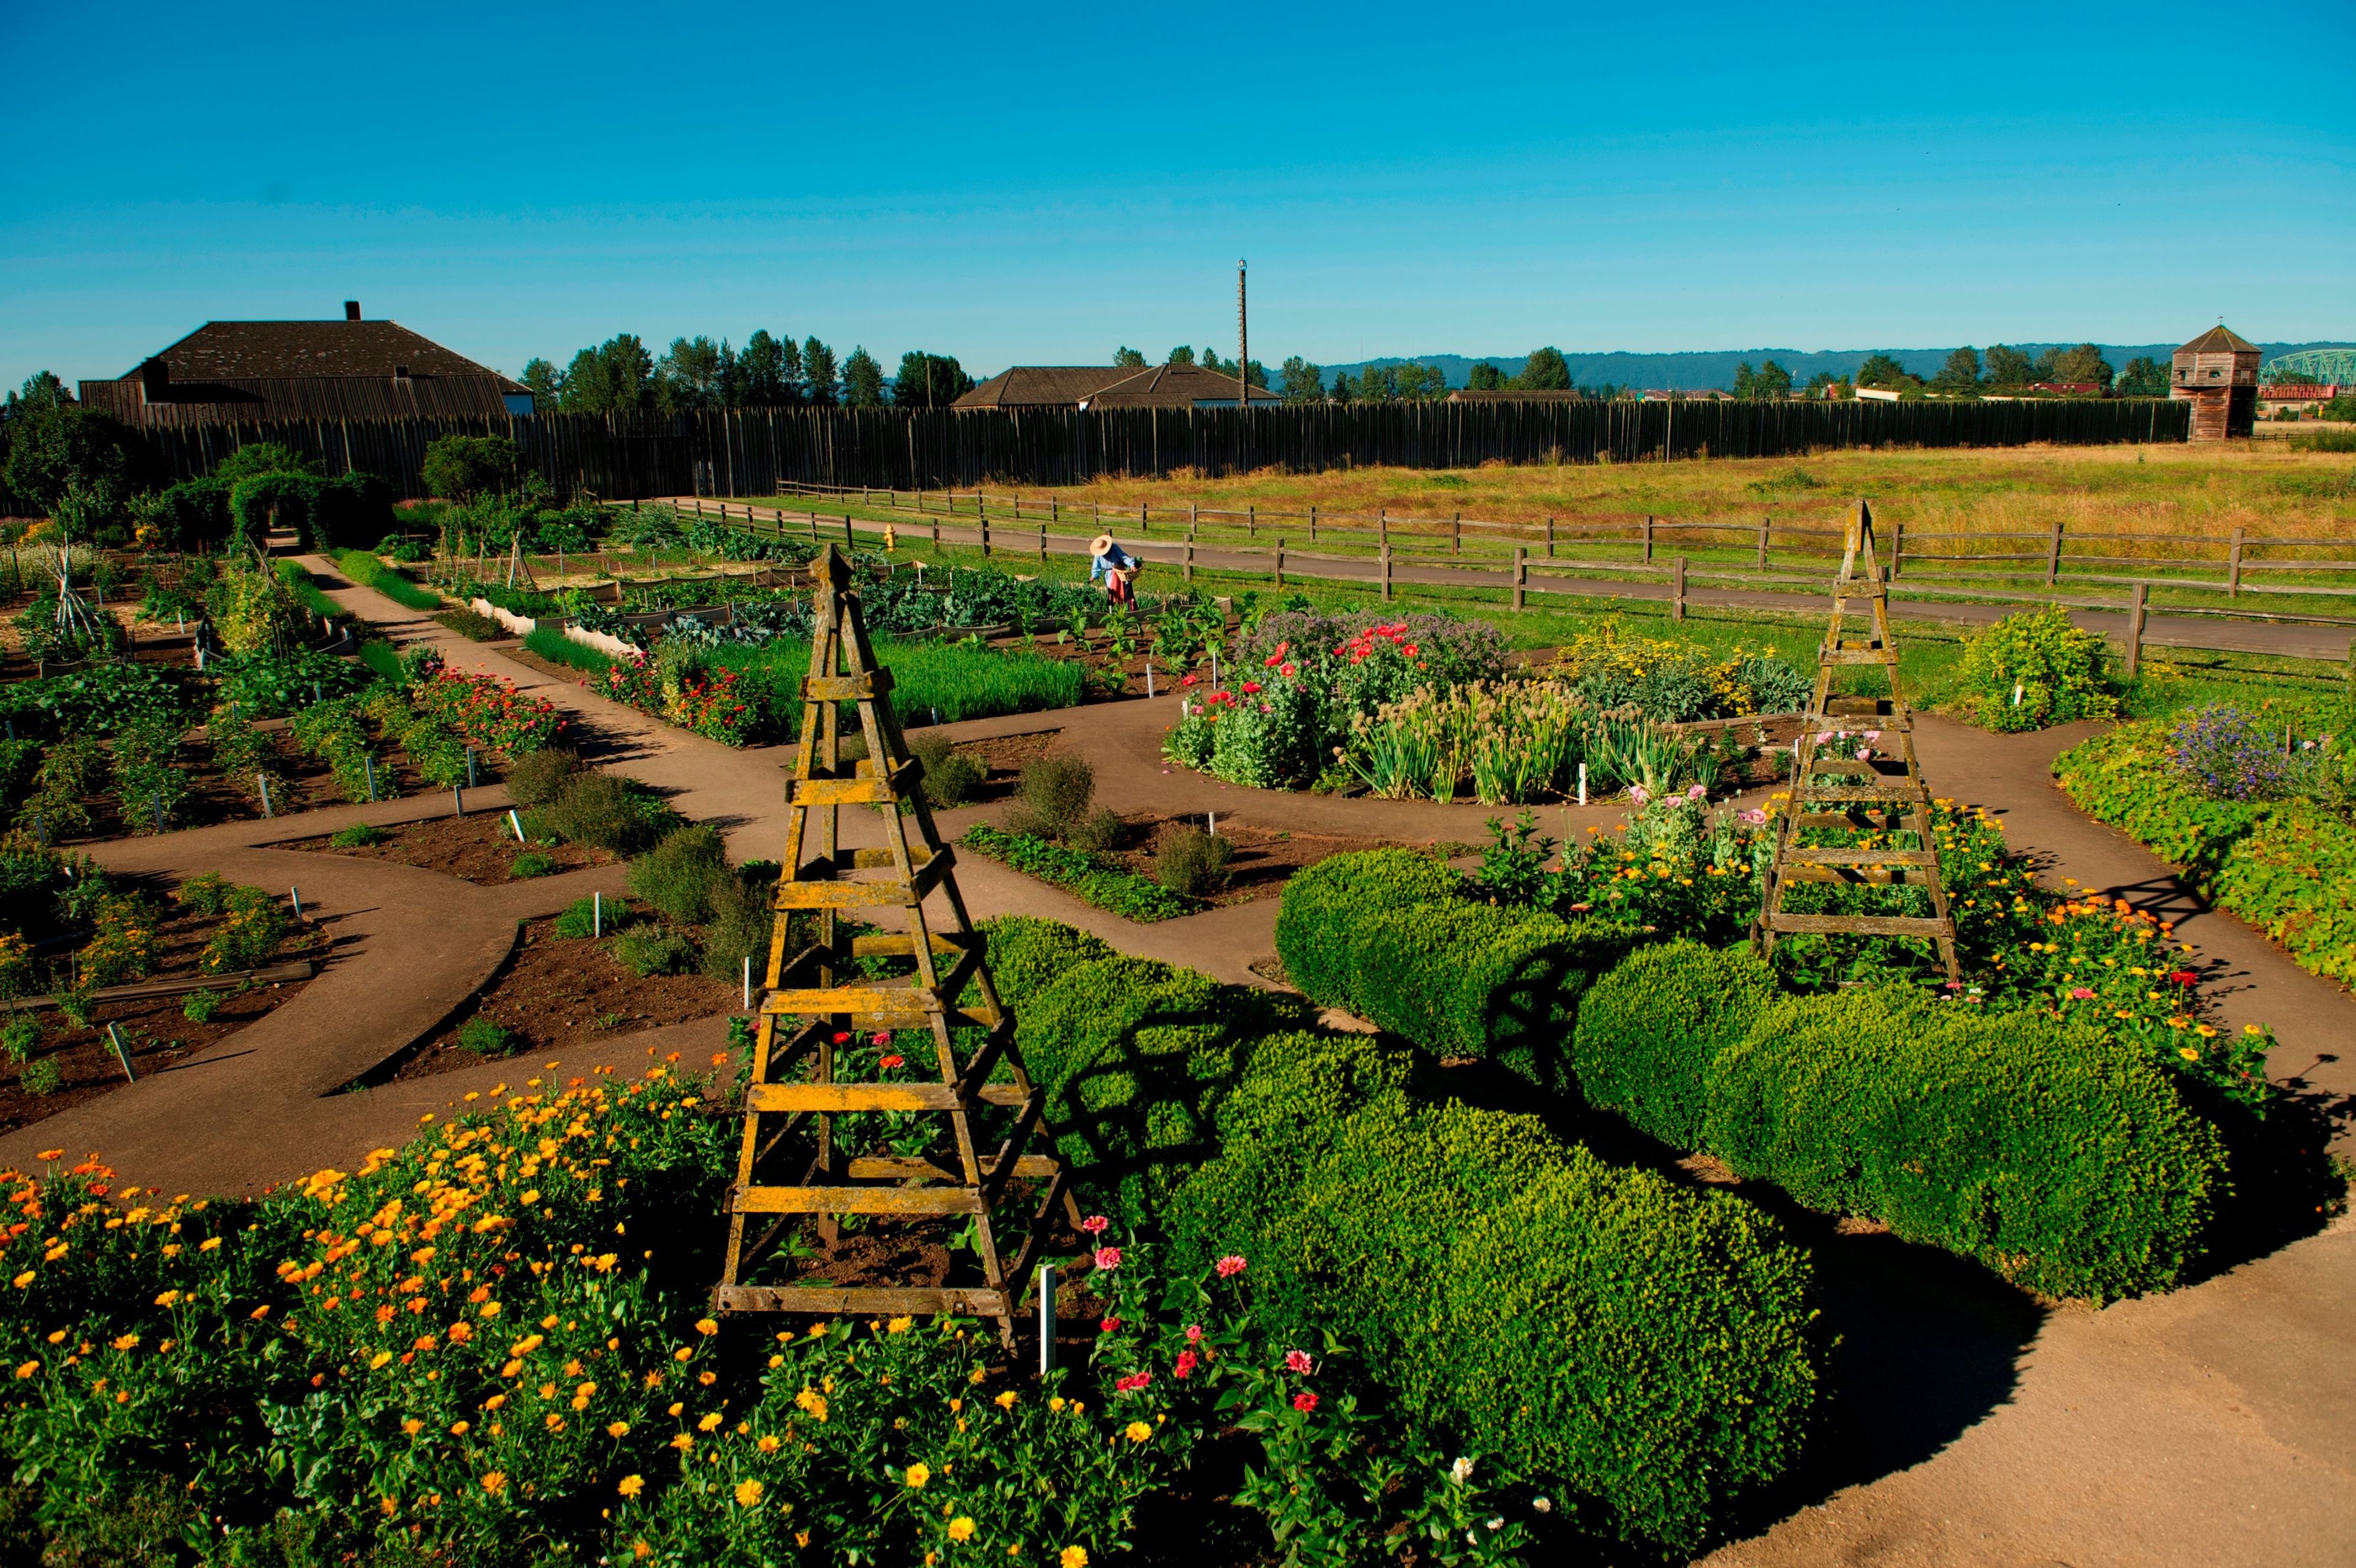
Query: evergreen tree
[[1466, 362, 1508, 391], [843, 348, 886, 409], [2117, 356, 2171, 398], [737, 331, 794, 405], [1984, 345, 2036, 386], [1932, 347, 1984, 393], [1279, 356, 1324, 402], [1520, 347, 1573, 391], [1167, 345, 1195, 366], [1113, 346, 1147, 368], [803, 338, 839, 405], [519, 358, 564, 407]]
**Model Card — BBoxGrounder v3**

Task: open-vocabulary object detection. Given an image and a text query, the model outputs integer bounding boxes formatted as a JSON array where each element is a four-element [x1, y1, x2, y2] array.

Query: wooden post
[[1512, 547, 1526, 610], [1309, 504, 1318, 542], [1190, 501, 1198, 534], [1274, 538, 1285, 588], [1642, 515, 1655, 563], [2228, 527, 2244, 596], [2124, 582, 2149, 677], [1050, 497, 1059, 526], [2046, 520, 2065, 586], [1037, 525, 1047, 563], [1671, 556, 1687, 621], [1452, 512, 1461, 555], [1184, 542, 1195, 583], [1379, 508, 1388, 556], [1890, 520, 1905, 579], [1546, 517, 1556, 558], [1248, 506, 1257, 539], [1380, 546, 1393, 602], [1756, 516, 1770, 570], [980, 517, 991, 558]]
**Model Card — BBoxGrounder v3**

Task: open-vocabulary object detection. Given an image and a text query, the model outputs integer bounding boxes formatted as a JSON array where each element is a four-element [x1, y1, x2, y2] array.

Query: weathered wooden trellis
[[1756, 500, 1960, 982], [714, 545, 1071, 1345]]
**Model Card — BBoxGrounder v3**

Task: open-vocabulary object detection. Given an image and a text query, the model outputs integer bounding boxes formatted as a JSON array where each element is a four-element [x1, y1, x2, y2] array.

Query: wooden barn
[[2169, 324, 2260, 440], [79, 303, 534, 428]]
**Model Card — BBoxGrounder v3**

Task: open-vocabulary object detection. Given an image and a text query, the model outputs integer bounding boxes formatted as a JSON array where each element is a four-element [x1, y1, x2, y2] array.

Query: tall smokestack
[[344, 301, 361, 321]]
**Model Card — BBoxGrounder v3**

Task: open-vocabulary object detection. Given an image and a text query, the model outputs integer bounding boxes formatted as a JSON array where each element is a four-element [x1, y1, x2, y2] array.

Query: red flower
[[1214, 1255, 1247, 1278], [878, 1055, 904, 1070], [1292, 1393, 1318, 1414], [1241, 682, 1261, 694], [2168, 970, 2199, 986], [1080, 1215, 1110, 1236], [1115, 1371, 1152, 1394], [1099, 1315, 1121, 1334]]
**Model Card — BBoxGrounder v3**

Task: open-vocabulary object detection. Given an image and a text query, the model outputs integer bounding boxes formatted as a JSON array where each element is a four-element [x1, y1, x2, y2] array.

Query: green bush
[[908, 732, 984, 809], [504, 745, 583, 808], [1152, 827, 1232, 896], [1572, 940, 1776, 1148], [615, 926, 697, 977], [1952, 605, 2121, 732], [453, 1015, 517, 1057], [523, 624, 617, 674], [2, 1012, 42, 1062], [142, 476, 234, 551], [698, 878, 774, 983], [1013, 955, 1312, 1230], [2057, 719, 2356, 986], [509, 851, 556, 878], [328, 822, 385, 848], [1704, 986, 2226, 1299], [18, 1055, 61, 1094], [959, 824, 1195, 922], [180, 990, 222, 1024], [1272, 849, 1458, 1006], [973, 915, 1117, 1007], [540, 772, 676, 854], [629, 825, 730, 924], [1171, 1093, 1819, 1554], [1004, 751, 1095, 841]]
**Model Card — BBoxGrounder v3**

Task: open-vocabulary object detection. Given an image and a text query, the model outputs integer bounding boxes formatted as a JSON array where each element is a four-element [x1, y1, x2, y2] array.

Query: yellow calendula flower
[[1125, 1421, 1151, 1444], [481, 1471, 507, 1495], [757, 1433, 781, 1453], [670, 1434, 693, 1451], [402, 1419, 425, 1435], [949, 1517, 977, 1542], [695, 1317, 719, 1337], [904, 1463, 931, 1489], [607, 1421, 631, 1438], [734, 1479, 763, 1508], [1061, 1548, 1090, 1568], [617, 1474, 644, 1499], [995, 1390, 1018, 1410], [697, 1412, 723, 1432]]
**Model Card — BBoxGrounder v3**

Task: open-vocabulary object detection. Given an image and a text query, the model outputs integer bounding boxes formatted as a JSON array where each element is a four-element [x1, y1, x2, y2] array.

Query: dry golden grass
[[1017, 442, 2356, 553]]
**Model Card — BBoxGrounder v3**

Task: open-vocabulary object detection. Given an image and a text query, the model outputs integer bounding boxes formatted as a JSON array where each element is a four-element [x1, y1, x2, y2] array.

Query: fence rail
[[137, 398, 2193, 501]]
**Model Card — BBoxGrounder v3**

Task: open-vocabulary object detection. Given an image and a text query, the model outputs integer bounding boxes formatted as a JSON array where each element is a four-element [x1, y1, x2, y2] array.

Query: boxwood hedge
[[1571, 939, 1777, 1148], [982, 913, 1823, 1556]]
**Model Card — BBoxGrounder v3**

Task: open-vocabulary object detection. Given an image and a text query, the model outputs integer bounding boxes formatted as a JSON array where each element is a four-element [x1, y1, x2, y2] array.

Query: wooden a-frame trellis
[[1756, 500, 1961, 983], [714, 545, 1073, 1346]]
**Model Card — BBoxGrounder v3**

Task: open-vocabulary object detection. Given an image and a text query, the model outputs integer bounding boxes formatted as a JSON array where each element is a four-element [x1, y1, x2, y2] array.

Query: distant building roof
[[953, 363, 1279, 411], [2176, 325, 2259, 356], [79, 310, 531, 426], [1444, 389, 1587, 403]]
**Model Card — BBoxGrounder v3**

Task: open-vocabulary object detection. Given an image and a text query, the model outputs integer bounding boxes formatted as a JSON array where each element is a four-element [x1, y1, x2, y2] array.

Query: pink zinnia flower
[[1093, 1247, 1123, 1271], [1174, 1349, 1198, 1379], [1184, 1323, 1203, 1343], [1080, 1215, 1109, 1236], [1214, 1255, 1247, 1278], [1284, 1349, 1314, 1374], [870, 1031, 891, 1046], [1292, 1393, 1318, 1414], [1739, 808, 1768, 826], [2069, 986, 2096, 1000], [1115, 1371, 1152, 1394]]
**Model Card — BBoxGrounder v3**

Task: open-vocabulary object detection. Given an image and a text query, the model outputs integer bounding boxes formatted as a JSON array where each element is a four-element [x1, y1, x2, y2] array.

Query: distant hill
[[1317, 342, 2355, 393]]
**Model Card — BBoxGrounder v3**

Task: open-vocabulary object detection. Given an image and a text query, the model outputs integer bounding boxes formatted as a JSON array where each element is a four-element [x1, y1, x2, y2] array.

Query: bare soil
[[1104, 815, 1401, 905], [382, 917, 737, 1081], [293, 813, 607, 886], [0, 902, 333, 1136]]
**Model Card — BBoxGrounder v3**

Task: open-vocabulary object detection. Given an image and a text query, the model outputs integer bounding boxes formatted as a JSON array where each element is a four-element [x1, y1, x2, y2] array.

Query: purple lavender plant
[[2167, 704, 2287, 801]]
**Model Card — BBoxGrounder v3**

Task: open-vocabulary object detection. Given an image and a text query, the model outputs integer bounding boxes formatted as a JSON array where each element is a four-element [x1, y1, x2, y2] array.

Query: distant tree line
[[521, 333, 987, 414]]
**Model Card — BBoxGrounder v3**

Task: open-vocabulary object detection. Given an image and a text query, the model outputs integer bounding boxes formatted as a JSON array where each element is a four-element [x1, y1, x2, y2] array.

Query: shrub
[[180, 989, 222, 1024], [959, 824, 1195, 922], [1, 1010, 39, 1061], [698, 878, 774, 983], [973, 916, 1118, 1007], [1704, 986, 2227, 1300], [553, 896, 607, 940], [1953, 605, 2120, 732], [328, 822, 385, 848], [1153, 827, 1233, 896], [539, 772, 676, 854], [1004, 752, 1095, 840], [420, 434, 519, 504], [615, 926, 697, 977], [523, 624, 617, 674], [142, 476, 234, 551], [77, 893, 162, 987], [18, 1055, 61, 1094], [504, 745, 583, 807], [509, 851, 556, 878], [174, 872, 233, 917], [2167, 703, 2287, 801], [1014, 954, 1311, 1230], [909, 732, 984, 809], [1271, 849, 1461, 1012], [198, 884, 290, 974], [453, 1014, 517, 1056], [628, 824, 729, 924], [109, 715, 193, 834], [1571, 940, 1775, 1148], [1171, 1093, 1819, 1554]]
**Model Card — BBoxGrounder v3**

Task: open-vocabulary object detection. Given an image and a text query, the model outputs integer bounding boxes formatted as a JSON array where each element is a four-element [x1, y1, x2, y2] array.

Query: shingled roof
[[79, 315, 529, 426], [2176, 325, 2258, 356], [954, 363, 1279, 410]]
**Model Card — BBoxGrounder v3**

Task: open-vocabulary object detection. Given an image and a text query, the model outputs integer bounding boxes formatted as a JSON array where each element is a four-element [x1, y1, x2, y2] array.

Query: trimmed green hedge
[[336, 548, 442, 611], [1571, 939, 1776, 1148], [2055, 720, 2356, 986], [1572, 949, 2230, 1300], [981, 915, 1823, 1555], [1276, 850, 1631, 1091], [1272, 848, 1458, 1004], [1172, 1092, 1819, 1554]]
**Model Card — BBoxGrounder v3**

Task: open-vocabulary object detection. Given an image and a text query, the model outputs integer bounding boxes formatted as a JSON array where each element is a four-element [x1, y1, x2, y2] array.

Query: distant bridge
[[2262, 347, 2356, 384]]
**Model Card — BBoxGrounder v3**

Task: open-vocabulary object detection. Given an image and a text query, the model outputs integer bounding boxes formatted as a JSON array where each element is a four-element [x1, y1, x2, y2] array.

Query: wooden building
[[954, 363, 1279, 411], [79, 303, 534, 428], [2170, 325, 2260, 440]]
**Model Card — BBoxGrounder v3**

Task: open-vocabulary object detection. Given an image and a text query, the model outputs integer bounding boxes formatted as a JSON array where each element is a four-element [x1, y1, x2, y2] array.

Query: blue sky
[[4, 1, 2350, 389]]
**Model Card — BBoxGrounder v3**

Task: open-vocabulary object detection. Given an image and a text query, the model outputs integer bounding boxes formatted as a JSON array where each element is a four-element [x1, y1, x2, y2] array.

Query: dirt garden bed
[[290, 813, 608, 886], [376, 917, 737, 1082], [0, 905, 333, 1135], [1104, 815, 1401, 905]]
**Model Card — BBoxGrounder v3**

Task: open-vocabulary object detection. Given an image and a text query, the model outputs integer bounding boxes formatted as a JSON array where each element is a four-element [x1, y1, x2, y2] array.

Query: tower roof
[[2176, 325, 2258, 356]]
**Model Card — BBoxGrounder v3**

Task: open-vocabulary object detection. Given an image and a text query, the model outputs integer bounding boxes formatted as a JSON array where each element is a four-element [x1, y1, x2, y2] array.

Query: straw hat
[[1088, 533, 1117, 558]]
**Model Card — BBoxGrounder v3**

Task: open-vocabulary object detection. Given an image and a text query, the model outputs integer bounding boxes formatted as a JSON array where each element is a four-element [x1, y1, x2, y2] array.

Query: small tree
[[1984, 345, 2036, 386], [1113, 346, 1147, 368], [802, 338, 839, 405], [1467, 361, 1509, 391], [1520, 347, 1572, 391], [2046, 344, 2115, 391], [1166, 345, 1196, 366], [844, 348, 887, 409], [519, 358, 565, 406], [1856, 353, 1913, 389], [1279, 356, 1325, 402], [738, 331, 795, 405], [890, 351, 969, 409], [1932, 347, 1984, 393], [2117, 356, 2171, 398], [1, 404, 144, 517], [420, 435, 520, 504]]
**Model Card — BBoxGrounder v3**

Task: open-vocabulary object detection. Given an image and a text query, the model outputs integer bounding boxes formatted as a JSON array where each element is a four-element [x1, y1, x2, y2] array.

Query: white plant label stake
[[1577, 763, 1587, 806], [509, 809, 527, 843]]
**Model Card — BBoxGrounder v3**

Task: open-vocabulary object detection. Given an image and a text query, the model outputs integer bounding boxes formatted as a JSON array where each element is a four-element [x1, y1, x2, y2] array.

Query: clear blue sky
[[4, 1, 2351, 390]]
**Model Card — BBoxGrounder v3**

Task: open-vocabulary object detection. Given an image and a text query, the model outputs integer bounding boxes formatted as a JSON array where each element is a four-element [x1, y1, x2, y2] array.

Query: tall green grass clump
[[525, 624, 618, 675], [335, 548, 443, 611]]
